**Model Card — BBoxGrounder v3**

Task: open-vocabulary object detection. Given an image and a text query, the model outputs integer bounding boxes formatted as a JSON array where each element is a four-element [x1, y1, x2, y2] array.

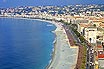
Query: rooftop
[[98, 51, 104, 59]]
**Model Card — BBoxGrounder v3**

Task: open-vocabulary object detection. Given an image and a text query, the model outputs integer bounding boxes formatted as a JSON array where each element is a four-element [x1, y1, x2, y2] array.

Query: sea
[[0, 18, 56, 69]]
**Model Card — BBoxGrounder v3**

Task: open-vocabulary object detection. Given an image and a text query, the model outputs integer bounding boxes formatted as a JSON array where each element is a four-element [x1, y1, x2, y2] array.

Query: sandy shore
[[40, 20, 79, 69]]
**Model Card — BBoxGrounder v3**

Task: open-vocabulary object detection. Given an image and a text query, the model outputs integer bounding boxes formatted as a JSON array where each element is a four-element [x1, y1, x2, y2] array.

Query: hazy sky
[[0, 0, 104, 8]]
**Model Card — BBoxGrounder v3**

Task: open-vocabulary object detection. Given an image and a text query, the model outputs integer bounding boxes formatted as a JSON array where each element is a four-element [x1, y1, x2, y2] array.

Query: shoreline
[[47, 22, 78, 69], [0, 16, 78, 69]]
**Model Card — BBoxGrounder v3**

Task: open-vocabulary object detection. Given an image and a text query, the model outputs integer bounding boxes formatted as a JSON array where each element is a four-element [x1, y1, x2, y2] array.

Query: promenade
[[47, 22, 78, 69]]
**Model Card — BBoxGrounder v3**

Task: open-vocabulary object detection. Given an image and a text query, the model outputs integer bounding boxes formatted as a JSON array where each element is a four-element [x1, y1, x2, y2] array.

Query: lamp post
[[102, 42, 104, 51]]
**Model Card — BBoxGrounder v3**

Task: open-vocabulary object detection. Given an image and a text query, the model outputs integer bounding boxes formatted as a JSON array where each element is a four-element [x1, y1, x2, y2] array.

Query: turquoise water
[[0, 18, 56, 69]]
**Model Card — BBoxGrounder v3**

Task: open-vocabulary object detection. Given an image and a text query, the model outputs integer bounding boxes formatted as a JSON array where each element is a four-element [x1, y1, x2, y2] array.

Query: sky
[[0, 0, 104, 8]]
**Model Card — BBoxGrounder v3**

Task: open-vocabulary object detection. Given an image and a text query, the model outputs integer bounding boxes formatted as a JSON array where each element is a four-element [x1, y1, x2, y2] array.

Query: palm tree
[[89, 38, 92, 43]]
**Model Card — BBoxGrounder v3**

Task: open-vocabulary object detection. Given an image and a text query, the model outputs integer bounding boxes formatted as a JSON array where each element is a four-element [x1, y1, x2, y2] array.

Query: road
[[63, 25, 75, 46], [86, 45, 95, 69], [63, 24, 95, 69], [63, 25, 80, 44]]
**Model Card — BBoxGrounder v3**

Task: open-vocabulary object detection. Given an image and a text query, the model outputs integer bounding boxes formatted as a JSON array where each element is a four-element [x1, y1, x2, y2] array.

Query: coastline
[[36, 18, 79, 69], [0, 16, 78, 69], [46, 21, 78, 69]]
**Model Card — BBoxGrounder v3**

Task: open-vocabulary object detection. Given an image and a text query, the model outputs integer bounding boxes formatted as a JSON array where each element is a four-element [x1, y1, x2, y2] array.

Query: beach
[[42, 20, 79, 69], [25, 19, 79, 69]]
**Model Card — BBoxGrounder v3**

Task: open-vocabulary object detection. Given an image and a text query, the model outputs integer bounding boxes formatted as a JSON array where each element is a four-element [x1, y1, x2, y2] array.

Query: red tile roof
[[98, 51, 104, 58], [97, 45, 103, 48]]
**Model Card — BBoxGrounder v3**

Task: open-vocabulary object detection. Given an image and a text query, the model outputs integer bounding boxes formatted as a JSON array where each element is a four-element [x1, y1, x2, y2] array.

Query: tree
[[93, 24, 96, 27], [89, 38, 92, 43]]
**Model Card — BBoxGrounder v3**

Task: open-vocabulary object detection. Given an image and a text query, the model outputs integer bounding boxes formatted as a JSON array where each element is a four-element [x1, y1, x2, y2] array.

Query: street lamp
[[101, 42, 104, 51]]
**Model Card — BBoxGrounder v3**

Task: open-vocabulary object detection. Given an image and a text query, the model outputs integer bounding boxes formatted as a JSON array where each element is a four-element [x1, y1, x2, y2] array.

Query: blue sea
[[0, 18, 56, 69]]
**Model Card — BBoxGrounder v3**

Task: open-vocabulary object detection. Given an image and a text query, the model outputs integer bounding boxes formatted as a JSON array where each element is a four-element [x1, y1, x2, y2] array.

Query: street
[[63, 24, 95, 69], [70, 25, 95, 69], [86, 45, 95, 69]]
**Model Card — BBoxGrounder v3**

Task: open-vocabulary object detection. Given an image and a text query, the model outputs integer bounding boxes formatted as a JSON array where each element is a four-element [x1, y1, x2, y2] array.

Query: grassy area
[[72, 28, 87, 69], [80, 46, 87, 69], [72, 28, 85, 43]]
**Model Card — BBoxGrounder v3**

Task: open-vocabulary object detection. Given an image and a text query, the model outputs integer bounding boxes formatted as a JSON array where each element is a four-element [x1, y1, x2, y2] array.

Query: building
[[77, 23, 91, 35], [84, 27, 97, 43]]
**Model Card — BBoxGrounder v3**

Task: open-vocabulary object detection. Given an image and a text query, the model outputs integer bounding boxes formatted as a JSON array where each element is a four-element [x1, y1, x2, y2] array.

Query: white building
[[84, 27, 97, 43], [77, 23, 91, 35]]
